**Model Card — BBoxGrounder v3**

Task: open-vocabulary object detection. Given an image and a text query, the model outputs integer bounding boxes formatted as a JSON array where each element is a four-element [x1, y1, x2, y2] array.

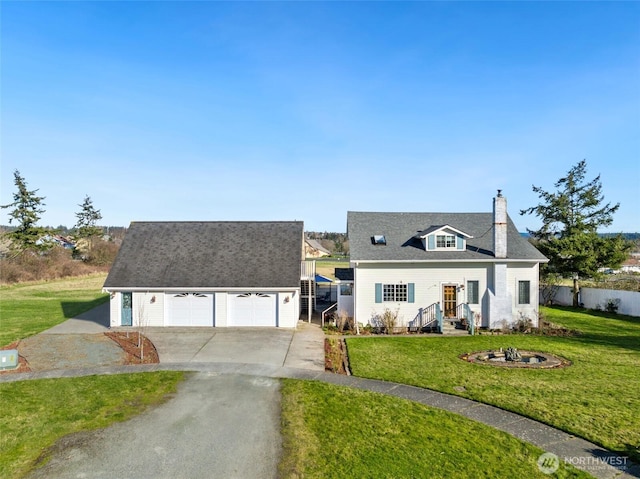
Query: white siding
[[508, 262, 540, 327], [353, 262, 540, 328], [278, 290, 300, 328], [214, 292, 228, 327], [354, 263, 490, 327], [133, 292, 165, 327], [109, 293, 120, 327]]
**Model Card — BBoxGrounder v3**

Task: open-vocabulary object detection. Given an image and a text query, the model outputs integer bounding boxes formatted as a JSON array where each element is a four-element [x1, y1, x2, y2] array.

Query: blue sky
[[2, 1, 638, 233]]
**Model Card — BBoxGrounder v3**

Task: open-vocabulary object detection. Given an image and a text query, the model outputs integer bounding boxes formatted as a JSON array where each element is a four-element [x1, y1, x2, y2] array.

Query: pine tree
[[1, 170, 50, 254], [520, 160, 631, 306], [73, 195, 103, 260]]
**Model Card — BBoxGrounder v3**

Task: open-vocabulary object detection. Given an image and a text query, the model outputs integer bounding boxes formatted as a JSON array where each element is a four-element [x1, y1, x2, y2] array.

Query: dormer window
[[436, 234, 456, 249], [415, 225, 472, 252]]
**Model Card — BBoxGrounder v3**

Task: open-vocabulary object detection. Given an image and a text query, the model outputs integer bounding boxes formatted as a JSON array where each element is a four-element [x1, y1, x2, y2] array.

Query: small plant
[[604, 298, 620, 314], [379, 308, 400, 334], [511, 314, 533, 333]]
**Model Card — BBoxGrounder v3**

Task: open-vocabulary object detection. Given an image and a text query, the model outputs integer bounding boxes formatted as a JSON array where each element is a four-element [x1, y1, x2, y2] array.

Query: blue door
[[121, 292, 132, 326]]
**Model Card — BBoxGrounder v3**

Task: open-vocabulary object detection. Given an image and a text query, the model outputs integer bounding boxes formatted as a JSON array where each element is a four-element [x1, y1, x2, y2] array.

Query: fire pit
[[460, 348, 568, 369]]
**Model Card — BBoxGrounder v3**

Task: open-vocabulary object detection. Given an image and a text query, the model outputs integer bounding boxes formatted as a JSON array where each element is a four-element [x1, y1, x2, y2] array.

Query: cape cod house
[[345, 193, 548, 331], [103, 221, 304, 328]]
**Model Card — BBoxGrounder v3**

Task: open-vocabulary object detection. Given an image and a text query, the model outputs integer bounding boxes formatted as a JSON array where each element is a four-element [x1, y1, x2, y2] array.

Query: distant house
[[103, 221, 304, 328], [345, 193, 548, 330], [621, 253, 640, 274], [305, 238, 331, 258]]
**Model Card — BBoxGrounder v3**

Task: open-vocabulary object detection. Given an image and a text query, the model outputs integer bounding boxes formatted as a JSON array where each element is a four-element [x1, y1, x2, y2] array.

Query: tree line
[[1, 170, 106, 257]]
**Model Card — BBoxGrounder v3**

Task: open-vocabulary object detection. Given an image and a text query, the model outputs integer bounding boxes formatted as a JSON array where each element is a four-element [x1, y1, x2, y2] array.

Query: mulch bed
[[325, 337, 350, 375], [104, 331, 159, 364]]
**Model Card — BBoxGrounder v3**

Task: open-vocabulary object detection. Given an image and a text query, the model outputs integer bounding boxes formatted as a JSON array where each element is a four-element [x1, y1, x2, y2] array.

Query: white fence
[[544, 286, 640, 317]]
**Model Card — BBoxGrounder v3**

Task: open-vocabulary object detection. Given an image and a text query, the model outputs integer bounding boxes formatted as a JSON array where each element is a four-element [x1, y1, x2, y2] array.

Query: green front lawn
[[280, 379, 590, 478], [0, 274, 108, 346], [346, 306, 640, 462], [0, 371, 184, 478]]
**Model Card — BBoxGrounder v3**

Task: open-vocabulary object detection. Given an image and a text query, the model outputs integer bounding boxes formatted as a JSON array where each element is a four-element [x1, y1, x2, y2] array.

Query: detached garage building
[[103, 221, 304, 328]]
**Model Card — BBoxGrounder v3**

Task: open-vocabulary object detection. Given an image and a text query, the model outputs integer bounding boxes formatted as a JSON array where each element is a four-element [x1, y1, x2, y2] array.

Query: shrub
[[335, 310, 354, 333], [373, 308, 401, 334]]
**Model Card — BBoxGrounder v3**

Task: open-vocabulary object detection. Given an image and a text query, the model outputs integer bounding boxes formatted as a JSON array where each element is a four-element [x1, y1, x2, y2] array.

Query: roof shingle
[[104, 221, 304, 289]]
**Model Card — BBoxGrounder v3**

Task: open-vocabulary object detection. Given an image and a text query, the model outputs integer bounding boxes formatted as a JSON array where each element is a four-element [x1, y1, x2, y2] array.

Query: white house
[[345, 192, 548, 331], [103, 221, 304, 328]]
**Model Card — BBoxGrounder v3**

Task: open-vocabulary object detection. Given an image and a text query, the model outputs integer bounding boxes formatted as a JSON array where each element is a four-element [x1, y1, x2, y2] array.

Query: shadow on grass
[[61, 295, 110, 323]]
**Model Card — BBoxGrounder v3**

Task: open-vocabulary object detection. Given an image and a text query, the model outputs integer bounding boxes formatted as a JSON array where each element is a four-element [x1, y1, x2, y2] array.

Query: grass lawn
[[0, 273, 108, 346], [346, 306, 640, 463], [314, 258, 351, 279], [0, 371, 184, 478], [280, 379, 590, 478]]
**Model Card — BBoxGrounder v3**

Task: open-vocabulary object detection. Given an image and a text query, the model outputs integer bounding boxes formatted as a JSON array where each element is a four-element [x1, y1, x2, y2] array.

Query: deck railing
[[300, 260, 316, 280], [456, 303, 475, 335], [408, 303, 441, 332]]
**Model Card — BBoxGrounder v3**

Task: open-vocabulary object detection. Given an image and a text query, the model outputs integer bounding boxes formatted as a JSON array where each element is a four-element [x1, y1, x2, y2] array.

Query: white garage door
[[166, 293, 213, 326], [228, 293, 276, 327]]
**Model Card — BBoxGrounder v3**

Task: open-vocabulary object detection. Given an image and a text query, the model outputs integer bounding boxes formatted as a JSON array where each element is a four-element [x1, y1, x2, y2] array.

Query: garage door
[[166, 293, 213, 326], [228, 293, 276, 327]]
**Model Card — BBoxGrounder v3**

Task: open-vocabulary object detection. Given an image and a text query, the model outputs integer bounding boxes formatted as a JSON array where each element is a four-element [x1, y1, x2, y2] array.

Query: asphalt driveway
[[26, 372, 282, 479]]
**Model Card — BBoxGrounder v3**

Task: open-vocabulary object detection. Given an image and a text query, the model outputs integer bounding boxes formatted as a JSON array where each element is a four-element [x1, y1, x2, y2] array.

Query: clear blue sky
[[2, 1, 638, 233]]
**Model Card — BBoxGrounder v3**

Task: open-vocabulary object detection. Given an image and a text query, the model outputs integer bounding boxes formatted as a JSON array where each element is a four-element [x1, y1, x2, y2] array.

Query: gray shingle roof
[[104, 221, 304, 289], [347, 211, 547, 262]]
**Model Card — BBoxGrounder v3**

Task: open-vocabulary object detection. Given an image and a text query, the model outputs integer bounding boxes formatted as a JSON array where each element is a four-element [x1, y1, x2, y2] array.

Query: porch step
[[441, 320, 469, 336]]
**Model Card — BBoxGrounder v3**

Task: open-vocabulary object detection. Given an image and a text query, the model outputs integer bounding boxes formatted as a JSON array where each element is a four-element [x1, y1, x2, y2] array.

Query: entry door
[[443, 285, 457, 318], [121, 292, 133, 326]]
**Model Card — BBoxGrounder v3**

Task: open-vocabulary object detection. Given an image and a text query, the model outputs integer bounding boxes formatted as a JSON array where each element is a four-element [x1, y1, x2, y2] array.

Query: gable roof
[[414, 224, 472, 239], [347, 211, 547, 262], [305, 238, 331, 255], [104, 221, 304, 289]]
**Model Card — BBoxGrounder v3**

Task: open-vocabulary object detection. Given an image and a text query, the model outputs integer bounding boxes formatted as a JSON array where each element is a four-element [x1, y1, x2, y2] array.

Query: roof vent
[[371, 235, 387, 245]]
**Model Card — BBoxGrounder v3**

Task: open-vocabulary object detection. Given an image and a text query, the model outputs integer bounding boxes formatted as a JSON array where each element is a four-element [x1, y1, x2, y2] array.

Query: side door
[[121, 292, 133, 326]]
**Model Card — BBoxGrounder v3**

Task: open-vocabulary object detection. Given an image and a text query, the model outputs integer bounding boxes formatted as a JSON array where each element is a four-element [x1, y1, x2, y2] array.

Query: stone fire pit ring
[[460, 350, 569, 369]]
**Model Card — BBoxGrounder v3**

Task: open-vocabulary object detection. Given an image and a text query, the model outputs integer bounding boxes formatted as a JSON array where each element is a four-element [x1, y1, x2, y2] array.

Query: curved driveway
[[26, 373, 282, 479]]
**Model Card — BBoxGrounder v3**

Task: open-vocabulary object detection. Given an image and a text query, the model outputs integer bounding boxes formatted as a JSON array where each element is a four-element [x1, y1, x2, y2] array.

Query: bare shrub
[[82, 239, 119, 266], [335, 310, 354, 333], [0, 245, 111, 284], [378, 308, 400, 334]]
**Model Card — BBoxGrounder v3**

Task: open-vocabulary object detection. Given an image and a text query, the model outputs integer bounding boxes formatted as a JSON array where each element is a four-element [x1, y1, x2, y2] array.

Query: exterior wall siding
[[353, 262, 540, 328], [109, 293, 120, 327], [277, 290, 300, 328], [507, 262, 540, 327], [107, 289, 299, 327], [354, 263, 490, 327]]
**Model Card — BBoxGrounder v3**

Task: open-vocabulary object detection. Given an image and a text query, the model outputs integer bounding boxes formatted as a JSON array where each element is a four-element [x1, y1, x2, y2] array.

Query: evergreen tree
[[521, 160, 631, 306], [1, 170, 50, 254], [72, 195, 103, 260], [74, 195, 103, 239]]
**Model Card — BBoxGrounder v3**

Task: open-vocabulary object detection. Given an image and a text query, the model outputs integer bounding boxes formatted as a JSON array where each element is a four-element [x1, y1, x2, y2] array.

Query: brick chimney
[[493, 190, 507, 259]]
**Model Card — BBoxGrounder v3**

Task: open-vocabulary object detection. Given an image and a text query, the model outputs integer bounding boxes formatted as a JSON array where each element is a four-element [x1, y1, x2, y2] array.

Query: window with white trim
[[518, 280, 531, 304], [436, 234, 456, 248], [467, 280, 479, 304], [383, 284, 407, 302]]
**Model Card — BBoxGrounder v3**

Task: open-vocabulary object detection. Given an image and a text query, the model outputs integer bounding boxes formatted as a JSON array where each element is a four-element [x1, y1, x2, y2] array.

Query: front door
[[121, 292, 132, 326], [443, 285, 457, 318]]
